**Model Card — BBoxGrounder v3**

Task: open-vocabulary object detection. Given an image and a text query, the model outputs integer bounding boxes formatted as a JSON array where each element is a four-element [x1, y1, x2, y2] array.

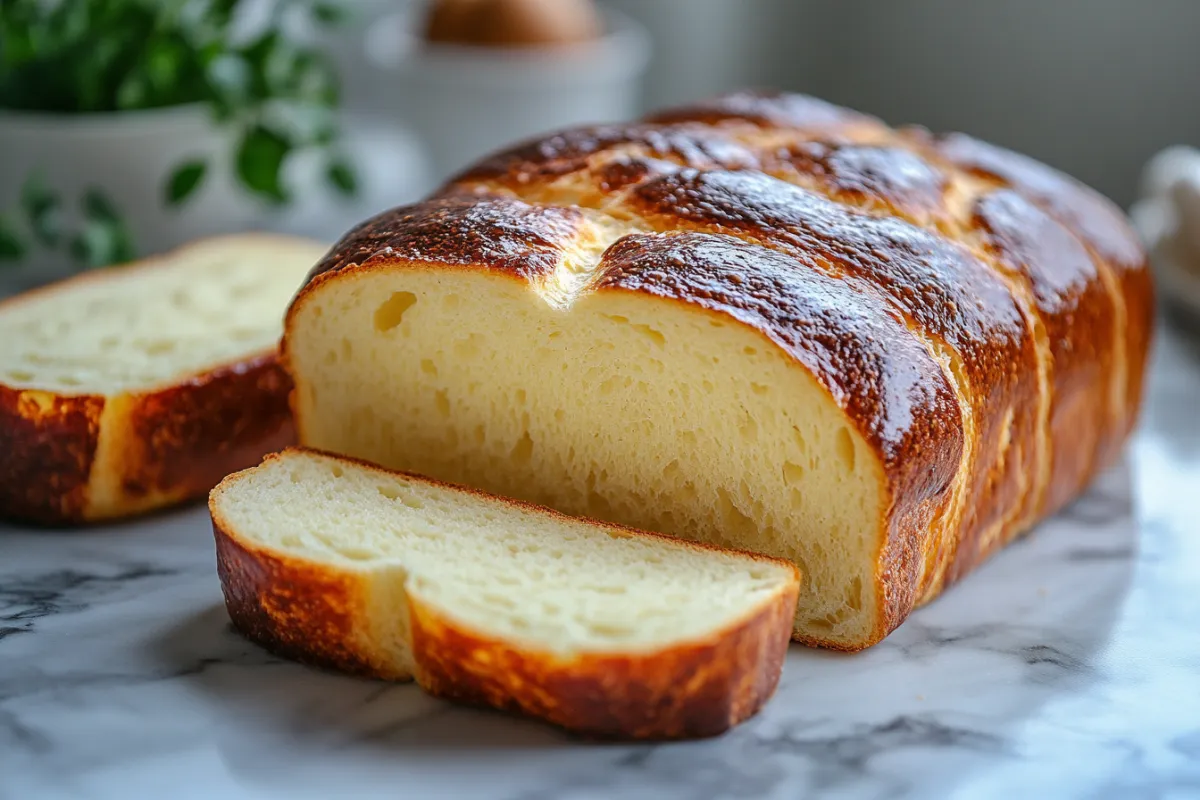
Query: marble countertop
[[3, 324, 1200, 800]]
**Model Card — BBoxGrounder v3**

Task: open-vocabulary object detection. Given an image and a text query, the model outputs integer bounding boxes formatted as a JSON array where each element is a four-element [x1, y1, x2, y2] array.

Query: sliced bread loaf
[[284, 91, 1153, 650], [0, 235, 329, 524], [210, 448, 800, 739]]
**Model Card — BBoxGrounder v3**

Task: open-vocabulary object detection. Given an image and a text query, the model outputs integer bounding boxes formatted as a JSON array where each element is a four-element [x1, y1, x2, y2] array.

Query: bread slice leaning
[[0, 235, 329, 524], [210, 448, 800, 739]]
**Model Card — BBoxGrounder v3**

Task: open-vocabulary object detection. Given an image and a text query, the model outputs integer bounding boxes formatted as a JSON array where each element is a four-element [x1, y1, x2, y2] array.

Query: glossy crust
[[971, 191, 1116, 518], [292, 91, 1155, 649], [306, 195, 586, 285], [0, 353, 295, 526], [928, 131, 1155, 467], [211, 449, 800, 740], [0, 238, 305, 525], [0, 387, 103, 522], [93, 355, 296, 521]]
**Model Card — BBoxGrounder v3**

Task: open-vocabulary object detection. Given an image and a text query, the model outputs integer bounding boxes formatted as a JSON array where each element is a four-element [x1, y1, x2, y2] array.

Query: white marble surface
[[3, 326, 1200, 800]]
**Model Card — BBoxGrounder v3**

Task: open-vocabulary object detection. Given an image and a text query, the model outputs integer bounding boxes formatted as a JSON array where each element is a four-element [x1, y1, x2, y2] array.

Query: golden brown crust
[[410, 581, 796, 739], [971, 190, 1116, 518], [211, 448, 800, 739], [0, 387, 103, 524], [0, 353, 297, 525], [100, 354, 296, 520], [761, 142, 952, 230], [291, 91, 1155, 649], [929, 131, 1156, 462], [453, 124, 762, 191], [306, 195, 587, 286], [214, 515, 386, 677]]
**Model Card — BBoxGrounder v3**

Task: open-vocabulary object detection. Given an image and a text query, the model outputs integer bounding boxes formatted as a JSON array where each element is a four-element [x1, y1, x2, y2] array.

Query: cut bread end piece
[[0, 234, 329, 524], [210, 447, 800, 740]]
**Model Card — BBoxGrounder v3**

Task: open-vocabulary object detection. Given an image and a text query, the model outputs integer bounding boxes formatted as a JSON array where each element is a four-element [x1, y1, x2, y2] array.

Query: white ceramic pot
[[0, 105, 258, 295], [364, 6, 650, 186]]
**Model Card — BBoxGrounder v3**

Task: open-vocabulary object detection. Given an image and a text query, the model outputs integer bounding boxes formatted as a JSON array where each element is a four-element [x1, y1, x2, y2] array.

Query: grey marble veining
[[3, 326, 1200, 800]]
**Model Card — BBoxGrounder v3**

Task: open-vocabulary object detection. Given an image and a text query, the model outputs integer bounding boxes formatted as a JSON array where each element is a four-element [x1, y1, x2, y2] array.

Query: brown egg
[[423, 0, 601, 48]]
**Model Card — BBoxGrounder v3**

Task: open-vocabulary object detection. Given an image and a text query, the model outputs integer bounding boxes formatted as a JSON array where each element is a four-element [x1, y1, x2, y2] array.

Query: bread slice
[[0, 235, 329, 524], [210, 448, 800, 739]]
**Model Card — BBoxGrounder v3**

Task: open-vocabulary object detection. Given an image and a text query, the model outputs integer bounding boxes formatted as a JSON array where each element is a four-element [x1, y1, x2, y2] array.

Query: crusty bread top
[[0, 234, 328, 395]]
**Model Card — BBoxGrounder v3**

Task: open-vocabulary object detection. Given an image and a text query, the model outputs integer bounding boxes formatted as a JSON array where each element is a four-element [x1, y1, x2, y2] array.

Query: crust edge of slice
[[210, 447, 801, 740], [0, 351, 295, 525]]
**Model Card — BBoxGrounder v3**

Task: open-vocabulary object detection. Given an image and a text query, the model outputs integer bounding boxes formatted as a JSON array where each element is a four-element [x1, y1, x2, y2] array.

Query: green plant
[[0, 0, 357, 268], [0, 175, 135, 268]]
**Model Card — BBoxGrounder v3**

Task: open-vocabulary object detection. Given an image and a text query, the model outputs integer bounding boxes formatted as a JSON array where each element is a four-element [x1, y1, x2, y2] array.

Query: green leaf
[[73, 190, 136, 268], [326, 157, 357, 197], [207, 54, 249, 103], [0, 214, 26, 263], [236, 125, 291, 204], [3, 28, 35, 65], [241, 32, 282, 100], [292, 53, 339, 106], [81, 189, 122, 224], [116, 74, 149, 110], [146, 38, 185, 95], [69, 224, 111, 269], [69, 218, 136, 269], [312, 3, 346, 25], [165, 160, 208, 206], [20, 173, 62, 247]]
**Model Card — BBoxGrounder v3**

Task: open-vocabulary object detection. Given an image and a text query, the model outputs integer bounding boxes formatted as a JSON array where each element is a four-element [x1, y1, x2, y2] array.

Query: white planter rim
[[0, 102, 211, 133]]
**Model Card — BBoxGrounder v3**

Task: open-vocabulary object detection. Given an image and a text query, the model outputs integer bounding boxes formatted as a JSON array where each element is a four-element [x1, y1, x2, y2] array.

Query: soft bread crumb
[[213, 449, 799, 659], [0, 236, 327, 395]]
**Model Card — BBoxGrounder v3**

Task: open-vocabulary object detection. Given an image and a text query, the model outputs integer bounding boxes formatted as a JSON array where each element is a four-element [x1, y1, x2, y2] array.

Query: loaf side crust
[[0, 353, 295, 525], [0, 386, 104, 523], [90, 352, 296, 521]]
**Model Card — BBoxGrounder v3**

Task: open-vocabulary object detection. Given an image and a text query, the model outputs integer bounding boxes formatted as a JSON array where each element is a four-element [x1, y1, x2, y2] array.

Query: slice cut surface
[[0, 235, 327, 394], [210, 448, 800, 739]]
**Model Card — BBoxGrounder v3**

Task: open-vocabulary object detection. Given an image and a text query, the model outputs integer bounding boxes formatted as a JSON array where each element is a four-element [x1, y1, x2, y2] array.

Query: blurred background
[[3, 0, 1199, 296]]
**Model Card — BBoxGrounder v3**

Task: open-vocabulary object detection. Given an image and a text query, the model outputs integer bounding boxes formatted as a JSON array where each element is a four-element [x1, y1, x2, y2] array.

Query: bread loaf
[[211, 447, 799, 739], [0, 235, 328, 524], [282, 91, 1154, 650]]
